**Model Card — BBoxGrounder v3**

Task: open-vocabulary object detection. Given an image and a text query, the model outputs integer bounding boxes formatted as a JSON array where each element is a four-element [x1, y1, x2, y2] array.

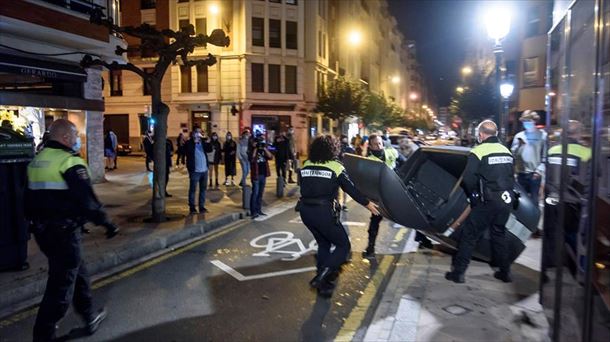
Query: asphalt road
[[0, 198, 413, 341]]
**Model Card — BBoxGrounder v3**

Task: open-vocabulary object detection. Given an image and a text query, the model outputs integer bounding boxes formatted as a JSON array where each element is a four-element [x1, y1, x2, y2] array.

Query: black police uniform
[[26, 141, 117, 341], [448, 136, 515, 282], [299, 159, 369, 293]]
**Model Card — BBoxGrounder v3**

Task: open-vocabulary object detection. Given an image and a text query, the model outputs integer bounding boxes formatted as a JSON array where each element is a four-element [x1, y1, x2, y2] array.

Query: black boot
[[317, 279, 336, 298], [362, 245, 375, 259], [86, 307, 107, 335], [310, 267, 332, 289], [494, 271, 512, 283], [445, 271, 465, 283]]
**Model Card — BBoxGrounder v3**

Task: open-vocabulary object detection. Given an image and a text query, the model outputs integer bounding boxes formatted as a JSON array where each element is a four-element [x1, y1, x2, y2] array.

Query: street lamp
[[461, 66, 473, 77], [485, 6, 511, 138], [390, 75, 401, 85], [500, 81, 514, 139], [209, 4, 220, 15], [348, 30, 362, 47], [456, 86, 465, 93], [409, 92, 419, 101]]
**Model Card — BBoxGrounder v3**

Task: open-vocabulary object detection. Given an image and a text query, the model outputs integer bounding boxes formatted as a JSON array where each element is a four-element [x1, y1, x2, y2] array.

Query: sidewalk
[[0, 156, 299, 317], [362, 237, 549, 342]]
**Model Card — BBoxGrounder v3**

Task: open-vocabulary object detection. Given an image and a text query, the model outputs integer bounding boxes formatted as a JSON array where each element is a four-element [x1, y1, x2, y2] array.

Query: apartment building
[[103, 0, 420, 154], [0, 0, 125, 182]]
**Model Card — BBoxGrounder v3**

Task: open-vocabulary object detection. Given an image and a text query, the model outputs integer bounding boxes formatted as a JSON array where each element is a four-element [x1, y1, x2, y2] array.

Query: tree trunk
[[150, 79, 168, 222]]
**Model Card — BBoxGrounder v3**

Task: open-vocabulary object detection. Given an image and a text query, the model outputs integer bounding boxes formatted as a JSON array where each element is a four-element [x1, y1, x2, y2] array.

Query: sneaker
[[251, 213, 259, 219], [258, 211, 267, 216], [362, 247, 375, 259], [444, 271, 465, 283], [199, 207, 209, 213], [342, 206, 349, 212], [224, 180, 230, 186], [86, 308, 107, 335], [231, 179, 235, 186], [189, 207, 197, 214], [493, 271, 512, 283]]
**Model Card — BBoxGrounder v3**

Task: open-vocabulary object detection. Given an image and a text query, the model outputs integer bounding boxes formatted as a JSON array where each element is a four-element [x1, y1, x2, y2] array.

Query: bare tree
[[82, 9, 230, 222]]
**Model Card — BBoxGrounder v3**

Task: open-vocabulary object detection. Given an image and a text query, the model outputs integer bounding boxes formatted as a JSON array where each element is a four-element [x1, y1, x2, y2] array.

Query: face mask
[[523, 121, 535, 132], [212, 136, 218, 140], [227, 135, 232, 140], [72, 136, 81, 152], [371, 149, 383, 158]]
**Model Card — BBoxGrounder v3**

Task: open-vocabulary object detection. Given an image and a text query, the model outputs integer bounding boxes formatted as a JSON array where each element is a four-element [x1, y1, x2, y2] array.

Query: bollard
[[276, 176, 285, 198], [242, 185, 251, 211]]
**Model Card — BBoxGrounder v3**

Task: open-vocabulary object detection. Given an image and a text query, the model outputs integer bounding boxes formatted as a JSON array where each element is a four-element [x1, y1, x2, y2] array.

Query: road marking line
[[335, 256, 393, 342], [0, 220, 248, 328], [254, 201, 296, 221], [210, 260, 316, 281]]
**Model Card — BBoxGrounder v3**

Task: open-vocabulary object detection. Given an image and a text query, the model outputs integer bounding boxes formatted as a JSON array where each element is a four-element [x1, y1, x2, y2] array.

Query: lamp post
[[500, 82, 514, 139], [485, 7, 511, 139]]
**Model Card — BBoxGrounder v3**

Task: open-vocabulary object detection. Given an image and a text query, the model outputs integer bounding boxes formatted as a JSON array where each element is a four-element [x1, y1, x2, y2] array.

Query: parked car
[[116, 143, 132, 155]]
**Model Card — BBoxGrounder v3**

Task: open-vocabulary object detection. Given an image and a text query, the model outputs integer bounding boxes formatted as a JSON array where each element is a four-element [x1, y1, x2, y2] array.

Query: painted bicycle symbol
[[250, 231, 317, 261]]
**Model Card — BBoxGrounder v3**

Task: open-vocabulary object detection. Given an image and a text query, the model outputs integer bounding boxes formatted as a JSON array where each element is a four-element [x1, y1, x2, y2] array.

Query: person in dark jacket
[[26, 119, 119, 341], [176, 131, 187, 167], [143, 131, 154, 172], [299, 135, 379, 297], [223, 132, 237, 186], [250, 137, 273, 218], [185, 127, 213, 213], [165, 138, 174, 197], [273, 131, 291, 181], [208, 132, 222, 188], [445, 120, 515, 284]]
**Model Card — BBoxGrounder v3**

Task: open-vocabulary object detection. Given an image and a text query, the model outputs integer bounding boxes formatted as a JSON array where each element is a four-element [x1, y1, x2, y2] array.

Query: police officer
[[26, 119, 119, 341], [445, 120, 515, 283], [542, 120, 591, 281], [362, 134, 404, 258], [299, 136, 379, 297]]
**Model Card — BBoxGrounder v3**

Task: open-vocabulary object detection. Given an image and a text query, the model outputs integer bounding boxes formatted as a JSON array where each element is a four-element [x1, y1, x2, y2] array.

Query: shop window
[[251, 63, 264, 93], [269, 19, 281, 48], [268, 64, 281, 93], [110, 70, 122, 96], [141, 0, 156, 9], [285, 65, 297, 94], [195, 18, 207, 35], [286, 21, 297, 50], [143, 68, 154, 96], [180, 65, 192, 93], [196, 64, 209, 93], [252, 17, 264, 47]]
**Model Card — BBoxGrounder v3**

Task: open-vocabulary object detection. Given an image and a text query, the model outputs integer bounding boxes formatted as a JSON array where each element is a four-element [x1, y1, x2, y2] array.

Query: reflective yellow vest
[[27, 147, 88, 190], [369, 147, 399, 169]]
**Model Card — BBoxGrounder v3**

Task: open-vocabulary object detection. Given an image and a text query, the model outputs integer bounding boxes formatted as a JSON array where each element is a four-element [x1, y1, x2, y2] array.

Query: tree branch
[[81, 56, 147, 79]]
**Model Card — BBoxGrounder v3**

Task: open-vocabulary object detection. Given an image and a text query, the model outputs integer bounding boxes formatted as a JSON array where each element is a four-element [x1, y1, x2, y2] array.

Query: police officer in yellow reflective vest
[[26, 119, 119, 341], [542, 120, 591, 278], [362, 134, 404, 258], [445, 120, 515, 284], [299, 136, 379, 297]]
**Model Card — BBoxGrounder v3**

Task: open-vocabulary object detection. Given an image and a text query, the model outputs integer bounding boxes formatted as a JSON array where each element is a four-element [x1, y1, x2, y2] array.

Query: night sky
[[387, 0, 481, 107]]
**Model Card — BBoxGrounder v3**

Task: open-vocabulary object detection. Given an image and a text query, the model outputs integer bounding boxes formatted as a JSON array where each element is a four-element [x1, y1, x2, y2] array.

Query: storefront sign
[[0, 53, 87, 82]]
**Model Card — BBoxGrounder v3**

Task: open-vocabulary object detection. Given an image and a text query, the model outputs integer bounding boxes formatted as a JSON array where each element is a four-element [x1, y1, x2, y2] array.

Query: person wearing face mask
[[238, 129, 251, 187], [362, 134, 405, 258], [337, 135, 355, 211], [445, 120, 515, 284], [286, 126, 298, 184], [207, 132, 222, 188], [510, 110, 547, 207], [25, 119, 119, 341], [223, 132, 237, 186], [185, 127, 213, 213]]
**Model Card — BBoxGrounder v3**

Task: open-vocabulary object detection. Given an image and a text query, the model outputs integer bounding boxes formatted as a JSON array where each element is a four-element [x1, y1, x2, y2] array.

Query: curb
[[0, 211, 246, 319]]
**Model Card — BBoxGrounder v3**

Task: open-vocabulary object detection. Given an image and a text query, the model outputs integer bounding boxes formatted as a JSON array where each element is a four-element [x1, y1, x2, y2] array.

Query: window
[[318, 31, 322, 57], [286, 0, 297, 4], [143, 68, 154, 95], [285, 65, 297, 94], [196, 65, 209, 92], [522, 57, 539, 87], [252, 63, 264, 92], [268, 64, 281, 93], [286, 21, 297, 50], [526, 6, 541, 37], [269, 19, 281, 48], [110, 70, 122, 96], [252, 17, 264, 47], [141, 0, 156, 9], [195, 18, 207, 35], [269, 0, 281, 3], [180, 65, 192, 93], [322, 33, 326, 58], [179, 19, 190, 31]]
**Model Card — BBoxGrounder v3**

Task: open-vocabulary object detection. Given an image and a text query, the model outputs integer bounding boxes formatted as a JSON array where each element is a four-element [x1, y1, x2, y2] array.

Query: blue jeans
[[517, 172, 541, 206], [189, 171, 208, 210], [250, 176, 266, 215], [239, 158, 250, 186]]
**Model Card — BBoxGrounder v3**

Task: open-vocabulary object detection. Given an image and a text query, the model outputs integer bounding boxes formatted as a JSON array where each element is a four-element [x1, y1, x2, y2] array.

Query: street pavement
[[0, 182, 410, 341]]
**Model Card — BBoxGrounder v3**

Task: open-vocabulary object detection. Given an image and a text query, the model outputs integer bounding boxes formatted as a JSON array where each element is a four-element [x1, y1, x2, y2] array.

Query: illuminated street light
[[409, 92, 419, 101], [485, 7, 511, 43], [456, 86, 465, 93], [348, 30, 362, 46], [209, 4, 220, 15], [500, 82, 514, 99], [548, 91, 557, 97], [461, 66, 473, 76], [391, 75, 401, 84], [422, 104, 428, 109]]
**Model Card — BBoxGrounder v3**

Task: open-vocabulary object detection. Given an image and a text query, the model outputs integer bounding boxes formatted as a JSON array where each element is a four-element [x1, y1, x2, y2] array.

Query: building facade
[[103, 0, 423, 155], [0, 0, 125, 182]]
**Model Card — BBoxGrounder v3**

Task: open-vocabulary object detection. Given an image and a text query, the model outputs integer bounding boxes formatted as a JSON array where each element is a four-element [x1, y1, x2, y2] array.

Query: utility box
[[344, 146, 540, 264], [0, 127, 34, 271]]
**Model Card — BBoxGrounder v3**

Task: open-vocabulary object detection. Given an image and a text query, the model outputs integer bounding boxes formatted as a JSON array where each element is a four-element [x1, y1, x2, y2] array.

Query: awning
[[0, 53, 88, 82]]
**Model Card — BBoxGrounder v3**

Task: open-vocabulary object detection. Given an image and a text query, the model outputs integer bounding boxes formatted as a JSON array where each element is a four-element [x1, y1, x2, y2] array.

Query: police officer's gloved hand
[[103, 222, 120, 239], [468, 192, 481, 208]]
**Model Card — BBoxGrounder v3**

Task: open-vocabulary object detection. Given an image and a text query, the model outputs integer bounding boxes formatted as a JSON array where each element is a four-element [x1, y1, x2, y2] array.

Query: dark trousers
[[145, 154, 153, 171], [367, 214, 383, 249], [452, 199, 511, 275], [517, 172, 541, 206], [250, 176, 267, 214], [276, 158, 287, 179], [33, 227, 93, 341], [176, 149, 186, 165], [188, 171, 208, 210], [300, 205, 350, 271]]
